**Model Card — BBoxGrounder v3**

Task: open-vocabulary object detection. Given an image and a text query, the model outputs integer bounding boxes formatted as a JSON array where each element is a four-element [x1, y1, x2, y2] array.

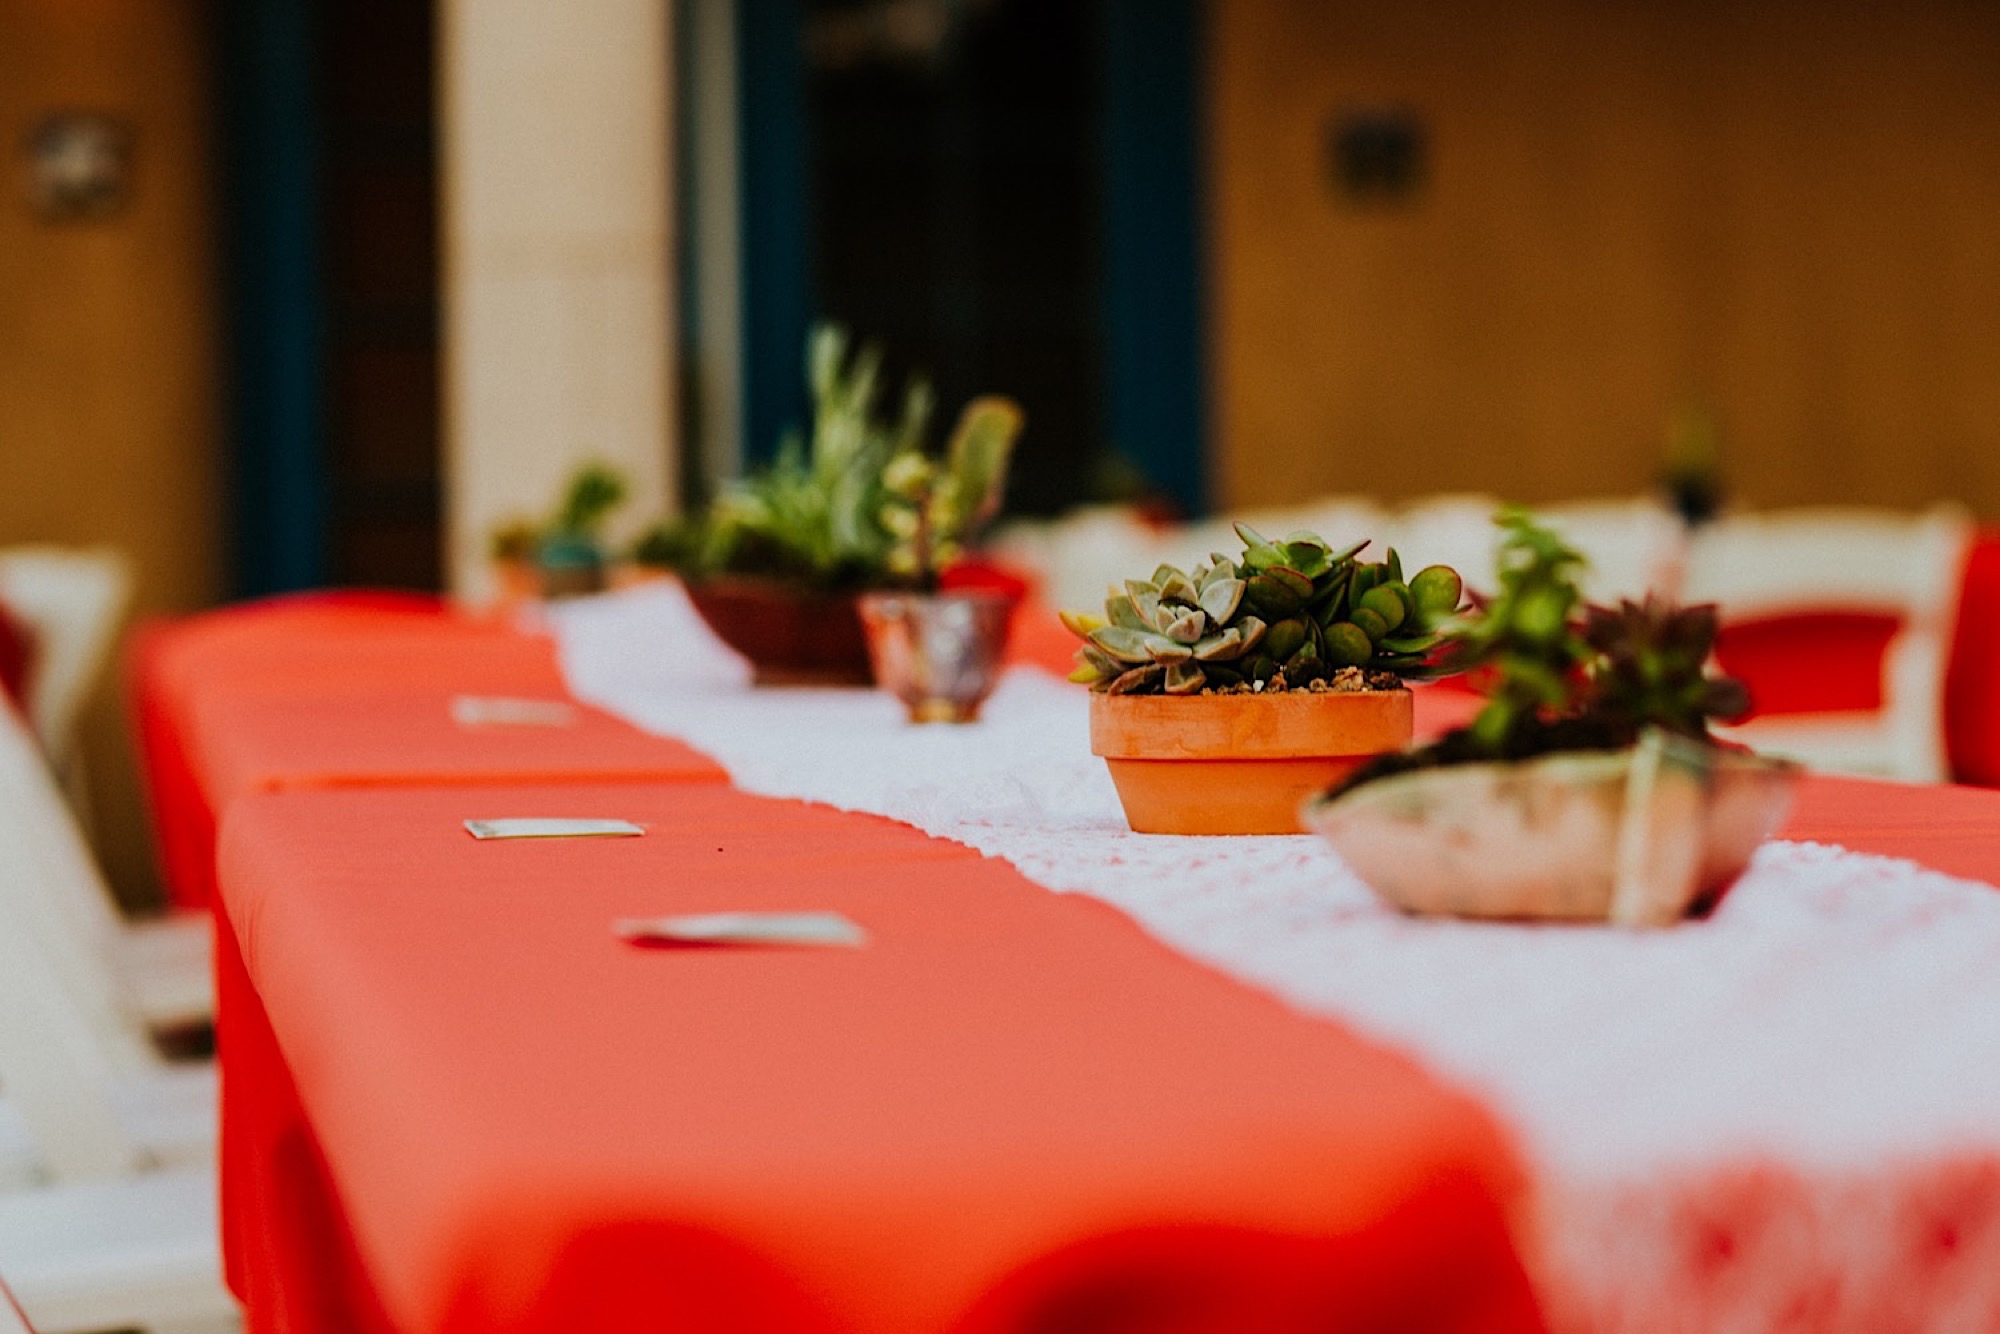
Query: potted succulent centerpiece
[[489, 462, 630, 602], [1303, 509, 1800, 926], [856, 394, 1025, 722], [637, 324, 1024, 690], [1064, 523, 1466, 834]]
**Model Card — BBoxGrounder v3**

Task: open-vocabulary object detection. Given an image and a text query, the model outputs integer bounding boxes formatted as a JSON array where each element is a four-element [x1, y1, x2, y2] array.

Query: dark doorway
[[317, 0, 442, 589], [803, 0, 1104, 516], [735, 0, 1205, 519], [215, 0, 441, 596]]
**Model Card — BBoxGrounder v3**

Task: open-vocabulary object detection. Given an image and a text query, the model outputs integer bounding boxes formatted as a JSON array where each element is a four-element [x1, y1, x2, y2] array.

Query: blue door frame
[[215, 0, 328, 597]]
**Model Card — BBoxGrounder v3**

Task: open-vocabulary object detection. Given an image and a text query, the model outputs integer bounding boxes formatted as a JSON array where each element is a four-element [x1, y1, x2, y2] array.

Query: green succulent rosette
[[1062, 522, 1465, 695]]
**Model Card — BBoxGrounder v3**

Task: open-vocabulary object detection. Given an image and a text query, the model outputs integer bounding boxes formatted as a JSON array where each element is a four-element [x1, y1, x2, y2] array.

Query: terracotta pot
[[858, 590, 1017, 723], [1301, 729, 1802, 926], [684, 577, 874, 686], [1089, 689, 1413, 835], [490, 558, 540, 611], [490, 543, 608, 605]]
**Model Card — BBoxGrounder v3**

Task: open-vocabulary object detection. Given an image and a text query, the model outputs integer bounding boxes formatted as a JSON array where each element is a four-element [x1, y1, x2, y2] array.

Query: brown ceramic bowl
[[683, 576, 874, 686]]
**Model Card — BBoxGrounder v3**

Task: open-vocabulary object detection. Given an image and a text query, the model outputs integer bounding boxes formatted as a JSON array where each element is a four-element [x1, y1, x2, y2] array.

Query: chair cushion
[[1714, 611, 1900, 718]]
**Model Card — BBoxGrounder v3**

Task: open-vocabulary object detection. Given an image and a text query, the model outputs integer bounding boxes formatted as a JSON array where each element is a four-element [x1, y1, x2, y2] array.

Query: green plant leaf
[[1192, 626, 1247, 661], [1089, 625, 1176, 664], [1197, 576, 1245, 625], [1156, 569, 1201, 606], [1233, 521, 1286, 570], [1159, 606, 1207, 645], [1262, 616, 1308, 663], [1324, 622, 1372, 667], [1359, 584, 1409, 634], [1162, 661, 1207, 694]]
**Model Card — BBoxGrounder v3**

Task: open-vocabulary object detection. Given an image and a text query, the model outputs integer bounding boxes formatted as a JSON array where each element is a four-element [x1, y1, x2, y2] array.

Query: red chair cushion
[[1712, 612, 1899, 719], [0, 599, 34, 716]]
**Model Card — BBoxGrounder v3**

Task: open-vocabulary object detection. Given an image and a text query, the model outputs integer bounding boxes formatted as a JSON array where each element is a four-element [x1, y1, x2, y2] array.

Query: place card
[[463, 818, 646, 840], [613, 911, 869, 949], [450, 695, 579, 727]]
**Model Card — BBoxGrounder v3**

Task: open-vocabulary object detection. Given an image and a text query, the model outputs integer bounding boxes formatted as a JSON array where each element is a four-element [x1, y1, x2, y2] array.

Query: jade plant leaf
[[1409, 565, 1463, 617], [1232, 521, 1284, 566], [1324, 623, 1373, 667], [1244, 568, 1313, 618], [1282, 536, 1333, 578], [1359, 584, 1408, 634], [1262, 616, 1308, 664]]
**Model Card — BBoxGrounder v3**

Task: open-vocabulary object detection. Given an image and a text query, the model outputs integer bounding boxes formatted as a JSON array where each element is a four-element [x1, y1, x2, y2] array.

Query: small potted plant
[[637, 324, 1024, 689], [1063, 523, 1465, 834], [1302, 508, 1800, 926], [489, 462, 629, 602], [856, 395, 1024, 721]]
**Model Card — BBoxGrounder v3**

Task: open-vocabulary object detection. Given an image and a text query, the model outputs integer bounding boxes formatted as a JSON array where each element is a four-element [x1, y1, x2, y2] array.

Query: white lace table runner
[[548, 583, 2000, 1332]]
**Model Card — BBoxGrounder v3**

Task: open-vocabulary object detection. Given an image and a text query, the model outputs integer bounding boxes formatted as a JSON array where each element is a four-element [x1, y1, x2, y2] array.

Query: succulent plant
[[634, 324, 1022, 591], [1326, 507, 1756, 795], [1062, 522, 1465, 695], [1454, 507, 1597, 752], [691, 324, 922, 585], [552, 463, 629, 538], [488, 461, 631, 563], [877, 396, 1025, 585], [1583, 595, 1749, 739]]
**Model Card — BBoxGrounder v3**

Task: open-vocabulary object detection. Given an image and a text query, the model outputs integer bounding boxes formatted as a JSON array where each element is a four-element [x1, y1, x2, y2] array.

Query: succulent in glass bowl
[[1303, 508, 1797, 926]]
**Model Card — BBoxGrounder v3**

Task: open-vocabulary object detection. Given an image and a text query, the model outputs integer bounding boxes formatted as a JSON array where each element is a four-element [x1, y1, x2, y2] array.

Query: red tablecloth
[[130, 594, 718, 907], [1777, 773, 2000, 886], [215, 781, 1541, 1334], [166, 586, 2000, 1333]]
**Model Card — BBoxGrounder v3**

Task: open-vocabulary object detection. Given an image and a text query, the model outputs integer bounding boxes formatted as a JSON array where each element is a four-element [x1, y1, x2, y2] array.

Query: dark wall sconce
[[22, 112, 134, 222], [1329, 106, 1427, 207]]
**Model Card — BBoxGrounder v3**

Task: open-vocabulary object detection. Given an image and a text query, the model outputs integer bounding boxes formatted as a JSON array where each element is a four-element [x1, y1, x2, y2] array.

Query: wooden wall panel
[[0, 0, 221, 908], [1208, 0, 2000, 519]]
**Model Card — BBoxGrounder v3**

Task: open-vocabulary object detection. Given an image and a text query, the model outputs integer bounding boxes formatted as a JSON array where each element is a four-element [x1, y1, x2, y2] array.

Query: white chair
[[1535, 497, 1691, 604], [990, 496, 1391, 614], [1683, 505, 1972, 783], [0, 696, 212, 1039], [0, 548, 133, 827], [0, 914, 230, 1333], [0, 704, 216, 1181], [1385, 494, 1688, 604], [1380, 493, 1510, 596], [0, 1274, 35, 1332], [0, 706, 231, 1331]]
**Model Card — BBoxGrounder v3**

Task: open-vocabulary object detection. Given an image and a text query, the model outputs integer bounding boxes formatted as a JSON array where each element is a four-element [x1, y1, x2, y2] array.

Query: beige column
[[438, 0, 675, 600]]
